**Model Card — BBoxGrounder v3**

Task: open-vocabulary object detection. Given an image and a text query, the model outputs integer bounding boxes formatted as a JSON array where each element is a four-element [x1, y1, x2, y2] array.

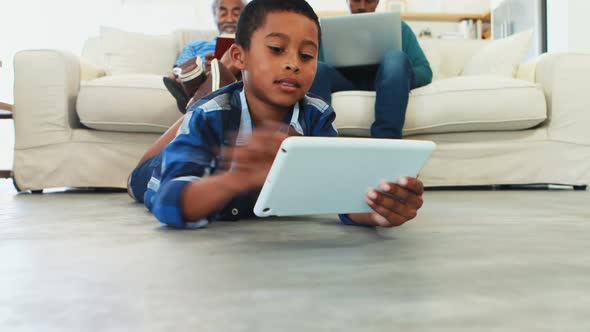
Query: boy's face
[[232, 11, 319, 113]]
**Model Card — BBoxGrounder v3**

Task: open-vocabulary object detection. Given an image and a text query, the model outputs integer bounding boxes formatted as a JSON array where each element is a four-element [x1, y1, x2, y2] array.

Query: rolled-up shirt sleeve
[[145, 109, 219, 229]]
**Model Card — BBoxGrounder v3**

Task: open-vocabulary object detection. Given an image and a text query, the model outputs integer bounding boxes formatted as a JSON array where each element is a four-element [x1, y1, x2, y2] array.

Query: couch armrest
[[533, 53, 590, 145], [13, 50, 81, 149]]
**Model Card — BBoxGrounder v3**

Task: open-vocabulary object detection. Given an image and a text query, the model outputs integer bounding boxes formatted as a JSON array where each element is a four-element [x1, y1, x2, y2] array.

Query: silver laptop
[[320, 12, 402, 67]]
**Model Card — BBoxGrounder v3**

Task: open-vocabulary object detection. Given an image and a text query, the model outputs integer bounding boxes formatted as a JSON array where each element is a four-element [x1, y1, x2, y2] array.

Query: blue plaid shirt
[[144, 82, 361, 229], [175, 39, 216, 66]]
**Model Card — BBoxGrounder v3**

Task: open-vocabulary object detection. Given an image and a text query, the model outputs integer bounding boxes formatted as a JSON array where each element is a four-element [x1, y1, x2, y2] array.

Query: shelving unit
[[317, 11, 491, 22], [317, 10, 492, 39], [402, 11, 491, 23]]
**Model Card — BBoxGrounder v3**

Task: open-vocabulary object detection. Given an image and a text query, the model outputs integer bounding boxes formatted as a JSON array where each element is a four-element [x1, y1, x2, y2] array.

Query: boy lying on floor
[[128, 0, 425, 229]]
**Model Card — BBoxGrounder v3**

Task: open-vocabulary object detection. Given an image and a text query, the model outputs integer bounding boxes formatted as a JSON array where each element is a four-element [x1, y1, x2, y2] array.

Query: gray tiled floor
[[1, 180, 590, 331]]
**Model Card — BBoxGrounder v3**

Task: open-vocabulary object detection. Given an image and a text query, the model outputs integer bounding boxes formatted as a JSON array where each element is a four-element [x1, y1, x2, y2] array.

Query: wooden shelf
[[317, 11, 347, 17], [317, 10, 491, 23], [402, 11, 491, 23]]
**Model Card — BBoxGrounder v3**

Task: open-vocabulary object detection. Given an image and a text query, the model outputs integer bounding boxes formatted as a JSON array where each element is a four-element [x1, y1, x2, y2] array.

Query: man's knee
[[377, 50, 413, 87], [382, 50, 411, 68], [381, 51, 412, 74]]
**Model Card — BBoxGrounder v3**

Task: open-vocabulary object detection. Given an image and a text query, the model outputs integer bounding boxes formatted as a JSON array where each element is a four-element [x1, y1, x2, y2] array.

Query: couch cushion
[[418, 39, 488, 81], [77, 74, 180, 133], [462, 30, 533, 78], [100, 27, 178, 75], [331, 76, 547, 137], [173, 29, 218, 54]]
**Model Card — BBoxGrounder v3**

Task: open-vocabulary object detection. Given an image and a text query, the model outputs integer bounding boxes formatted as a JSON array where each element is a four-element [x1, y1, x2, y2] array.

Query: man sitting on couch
[[176, 0, 246, 67], [309, 0, 433, 139], [165, 0, 246, 112]]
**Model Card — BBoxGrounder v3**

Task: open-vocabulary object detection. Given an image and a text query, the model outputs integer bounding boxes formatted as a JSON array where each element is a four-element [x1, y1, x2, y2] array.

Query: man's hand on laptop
[[347, 177, 425, 228]]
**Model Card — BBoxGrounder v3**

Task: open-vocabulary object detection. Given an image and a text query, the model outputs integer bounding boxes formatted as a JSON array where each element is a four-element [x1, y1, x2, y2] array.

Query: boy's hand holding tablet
[[254, 137, 434, 228], [348, 177, 424, 228]]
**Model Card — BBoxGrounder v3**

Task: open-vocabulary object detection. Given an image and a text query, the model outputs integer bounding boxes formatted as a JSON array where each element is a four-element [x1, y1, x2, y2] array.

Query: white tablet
[[253, 137, 436, 217]]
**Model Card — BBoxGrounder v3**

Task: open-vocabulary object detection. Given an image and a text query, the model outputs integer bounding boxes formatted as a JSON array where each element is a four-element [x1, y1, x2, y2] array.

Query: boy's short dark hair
[[235, 0, 321, 50]]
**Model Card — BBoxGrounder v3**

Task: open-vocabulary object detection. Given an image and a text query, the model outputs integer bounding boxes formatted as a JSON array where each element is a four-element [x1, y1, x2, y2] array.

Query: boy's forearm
[[181, 172, 249, 221]]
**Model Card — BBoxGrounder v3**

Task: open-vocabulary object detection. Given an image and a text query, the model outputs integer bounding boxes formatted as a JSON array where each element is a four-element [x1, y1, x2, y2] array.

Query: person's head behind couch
[[229, 0, 322, 113]]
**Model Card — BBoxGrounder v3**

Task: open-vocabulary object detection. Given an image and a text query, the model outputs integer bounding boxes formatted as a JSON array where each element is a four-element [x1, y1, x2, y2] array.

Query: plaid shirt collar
[[235, 86, 304, 146]]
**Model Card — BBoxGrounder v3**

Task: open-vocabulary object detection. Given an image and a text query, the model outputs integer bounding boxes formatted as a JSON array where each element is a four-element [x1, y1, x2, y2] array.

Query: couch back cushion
[[173, 29, 218, 54], [462, 30, 533, 78], [418, 38, 488, 81], [99, 27, 179, 75], [81, 36, 106, 70], [82, 29, 218, 74], [83, 28, 494, 80]]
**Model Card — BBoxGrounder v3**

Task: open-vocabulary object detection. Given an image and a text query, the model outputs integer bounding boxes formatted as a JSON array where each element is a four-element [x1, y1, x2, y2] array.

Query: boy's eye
[[301, 53, 315, 61], [268, 46, 284, 54]]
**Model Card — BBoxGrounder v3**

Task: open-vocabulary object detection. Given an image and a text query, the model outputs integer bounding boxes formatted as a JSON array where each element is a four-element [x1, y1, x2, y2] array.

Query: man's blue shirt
[[144, 82, 348, 229], [175, 38, 216, 66]]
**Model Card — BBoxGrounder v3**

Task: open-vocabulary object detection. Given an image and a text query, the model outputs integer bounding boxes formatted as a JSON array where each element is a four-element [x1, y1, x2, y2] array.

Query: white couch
[[12, 29, 590, 191]]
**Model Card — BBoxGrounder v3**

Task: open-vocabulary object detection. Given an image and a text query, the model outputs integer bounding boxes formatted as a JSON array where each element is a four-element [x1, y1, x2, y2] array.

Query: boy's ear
[[229, 44, 246, 71]]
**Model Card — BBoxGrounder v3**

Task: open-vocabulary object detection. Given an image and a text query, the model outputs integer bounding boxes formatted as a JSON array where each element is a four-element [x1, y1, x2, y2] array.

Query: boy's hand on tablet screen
[[222, 125, 289, 191], [349, 177, 425, 228]]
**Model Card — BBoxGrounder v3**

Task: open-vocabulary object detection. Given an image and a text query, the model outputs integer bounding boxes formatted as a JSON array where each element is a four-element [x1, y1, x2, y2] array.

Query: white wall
[[566, 0, 590, 53], [447, 0, 489, 12], [546, 0, 590, 53], [546, 0, 569, 53]]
